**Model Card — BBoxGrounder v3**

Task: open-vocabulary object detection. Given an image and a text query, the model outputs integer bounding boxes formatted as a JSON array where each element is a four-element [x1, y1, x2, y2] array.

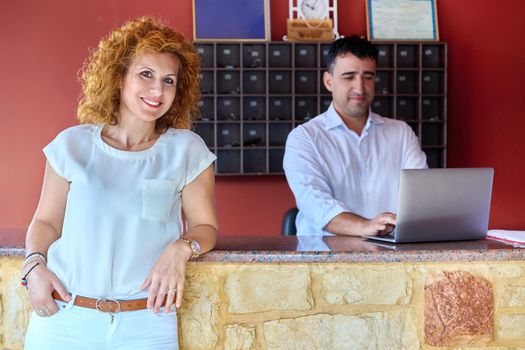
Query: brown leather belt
[[52, 291, 165, 313]]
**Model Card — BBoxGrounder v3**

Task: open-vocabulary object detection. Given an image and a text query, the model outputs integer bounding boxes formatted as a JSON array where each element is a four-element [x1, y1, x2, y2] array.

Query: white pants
[[25, 298, 178, 350]]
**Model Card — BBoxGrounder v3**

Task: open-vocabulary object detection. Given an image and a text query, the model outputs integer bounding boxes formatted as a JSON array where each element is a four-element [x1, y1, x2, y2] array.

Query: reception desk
[[1, 230, 525, 349]]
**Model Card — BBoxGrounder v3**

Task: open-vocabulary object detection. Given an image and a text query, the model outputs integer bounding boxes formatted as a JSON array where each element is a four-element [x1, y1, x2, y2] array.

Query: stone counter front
[[1, 234, 525, 349], [179, 261, 525, 350]]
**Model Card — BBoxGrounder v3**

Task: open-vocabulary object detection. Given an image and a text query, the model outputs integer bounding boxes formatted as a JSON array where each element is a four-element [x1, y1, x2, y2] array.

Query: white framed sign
[[366, 0, 440, 41]]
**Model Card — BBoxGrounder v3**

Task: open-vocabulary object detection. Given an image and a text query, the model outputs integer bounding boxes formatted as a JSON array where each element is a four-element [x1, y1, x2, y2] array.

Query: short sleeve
[[43, 131, 69, 181], [183, 132, 217, 185]]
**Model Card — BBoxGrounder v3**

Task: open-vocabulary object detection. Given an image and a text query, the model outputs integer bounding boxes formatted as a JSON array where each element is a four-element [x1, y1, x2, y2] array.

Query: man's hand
[[358, 212, 396, 236], [325, 211, 396, 237]]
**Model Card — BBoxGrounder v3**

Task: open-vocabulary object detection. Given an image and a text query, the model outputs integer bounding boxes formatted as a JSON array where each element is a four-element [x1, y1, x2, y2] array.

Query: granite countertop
[[2, 228, 524, 263]]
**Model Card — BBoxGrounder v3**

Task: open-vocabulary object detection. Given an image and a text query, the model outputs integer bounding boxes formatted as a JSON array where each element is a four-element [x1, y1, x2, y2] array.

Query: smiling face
[[118, 52, 180, 125], [323, 53, 376, 121]]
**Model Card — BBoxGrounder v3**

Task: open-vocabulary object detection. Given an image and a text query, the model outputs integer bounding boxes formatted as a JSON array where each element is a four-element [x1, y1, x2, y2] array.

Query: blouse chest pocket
[[142, 179, 179, 222]]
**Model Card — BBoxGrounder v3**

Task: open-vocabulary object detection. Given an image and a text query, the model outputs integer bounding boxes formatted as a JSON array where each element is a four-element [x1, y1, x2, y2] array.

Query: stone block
[[425, 271, 494, 346], [489, 265, 525, 278], [223, 324, 256, 350], [1, 258, 30, 350], [499, 285, 525, 308], [264, 314, 341, 349], [225, 267, 312, 313], [497, 314, 525, 340], [319, 267, 412, 305], [453, 347, 513, 350], [263, 309, 418, 350], [179, 268, 220, 350]]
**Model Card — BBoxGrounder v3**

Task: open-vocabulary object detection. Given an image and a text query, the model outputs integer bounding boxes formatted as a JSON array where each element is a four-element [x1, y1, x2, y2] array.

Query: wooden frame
[[193, 0, 270, 42], [366, 0, 440, 41], [285, 0, 340, 40]]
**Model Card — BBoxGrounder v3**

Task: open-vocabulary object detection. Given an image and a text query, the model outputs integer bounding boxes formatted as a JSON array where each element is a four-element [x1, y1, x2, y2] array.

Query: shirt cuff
[[313, 202, 348, 233]]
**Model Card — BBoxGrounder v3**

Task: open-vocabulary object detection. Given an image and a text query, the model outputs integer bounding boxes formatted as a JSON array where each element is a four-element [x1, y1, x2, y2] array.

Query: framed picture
[[366, 0, 440, 41], [193, 0, 270, 42]]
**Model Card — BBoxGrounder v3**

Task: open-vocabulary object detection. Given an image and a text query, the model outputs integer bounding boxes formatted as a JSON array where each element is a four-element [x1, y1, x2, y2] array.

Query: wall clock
[[285, 0, 340, 41], [299, 0, 329, 19]]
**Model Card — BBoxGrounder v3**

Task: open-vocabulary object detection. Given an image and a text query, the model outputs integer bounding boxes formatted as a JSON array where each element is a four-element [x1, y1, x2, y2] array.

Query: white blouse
[[44, 124, 216, 299]]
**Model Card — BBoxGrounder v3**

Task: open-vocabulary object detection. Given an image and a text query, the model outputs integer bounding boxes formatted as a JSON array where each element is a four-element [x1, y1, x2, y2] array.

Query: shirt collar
[[324, 103, 385, 131]]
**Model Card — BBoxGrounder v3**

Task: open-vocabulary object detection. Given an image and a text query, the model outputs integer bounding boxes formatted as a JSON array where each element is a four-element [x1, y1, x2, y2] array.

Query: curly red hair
[[77, 16, 200, 131]]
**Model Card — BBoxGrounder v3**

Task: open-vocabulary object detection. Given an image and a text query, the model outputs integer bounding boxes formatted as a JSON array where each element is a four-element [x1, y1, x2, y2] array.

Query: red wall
[[1, 0, 524, 240]]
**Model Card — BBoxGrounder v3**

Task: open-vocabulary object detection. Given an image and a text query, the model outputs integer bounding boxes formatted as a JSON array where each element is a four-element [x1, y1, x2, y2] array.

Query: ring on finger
[[165, 287, 177, 293]]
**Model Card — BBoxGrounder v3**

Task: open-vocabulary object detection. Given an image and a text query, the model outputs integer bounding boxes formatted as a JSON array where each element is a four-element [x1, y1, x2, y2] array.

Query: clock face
[[299, 0, 328, 19]]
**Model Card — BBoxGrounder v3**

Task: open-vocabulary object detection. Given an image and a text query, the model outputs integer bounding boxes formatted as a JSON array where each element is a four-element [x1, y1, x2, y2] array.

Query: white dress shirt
[[283, 104, 427, 236]]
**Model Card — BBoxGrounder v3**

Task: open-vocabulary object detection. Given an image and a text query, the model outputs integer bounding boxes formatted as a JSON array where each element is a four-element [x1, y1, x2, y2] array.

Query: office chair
[[281, 207, 299, 236]]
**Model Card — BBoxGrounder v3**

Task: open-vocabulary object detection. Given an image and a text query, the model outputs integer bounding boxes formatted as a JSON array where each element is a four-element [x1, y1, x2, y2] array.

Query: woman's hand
[[25, 161, 71, 317], [140, 240, 193, 313], [26, 265, 71, 317], [140, 165, 219, 314]]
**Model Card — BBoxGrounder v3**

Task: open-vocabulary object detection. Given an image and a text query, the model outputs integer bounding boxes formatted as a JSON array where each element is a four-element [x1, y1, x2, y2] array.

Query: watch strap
[[180, 238, 200, 259]]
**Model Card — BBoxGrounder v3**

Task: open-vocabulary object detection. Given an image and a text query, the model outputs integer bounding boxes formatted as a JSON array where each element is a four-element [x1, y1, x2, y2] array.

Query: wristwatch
[[180, 238, 201, 259]]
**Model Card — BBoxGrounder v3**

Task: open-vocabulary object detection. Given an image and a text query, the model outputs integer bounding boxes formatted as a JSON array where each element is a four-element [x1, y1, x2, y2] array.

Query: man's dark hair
[[326, 35, 378, 73]]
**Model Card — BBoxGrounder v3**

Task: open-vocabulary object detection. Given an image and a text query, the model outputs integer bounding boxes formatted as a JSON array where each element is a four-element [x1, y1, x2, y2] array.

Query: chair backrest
[[281, 207, 299, 236]]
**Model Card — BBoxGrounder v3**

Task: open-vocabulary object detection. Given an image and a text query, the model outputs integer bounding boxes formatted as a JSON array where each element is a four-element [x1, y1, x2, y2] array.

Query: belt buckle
[[95, 298, 121, 314]]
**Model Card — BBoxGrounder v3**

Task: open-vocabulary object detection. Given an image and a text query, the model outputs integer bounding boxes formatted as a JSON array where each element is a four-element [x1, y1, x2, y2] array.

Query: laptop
[[367, 168, 494, 243]]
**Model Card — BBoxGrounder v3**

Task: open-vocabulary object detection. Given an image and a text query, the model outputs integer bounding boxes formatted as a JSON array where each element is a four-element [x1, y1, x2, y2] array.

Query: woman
[[21, 16, 218, 349]]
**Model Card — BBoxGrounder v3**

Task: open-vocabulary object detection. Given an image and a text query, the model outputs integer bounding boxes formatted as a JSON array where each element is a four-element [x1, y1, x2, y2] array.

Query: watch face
[[192, 240, 202, 254], [300, 0, 328, 19]]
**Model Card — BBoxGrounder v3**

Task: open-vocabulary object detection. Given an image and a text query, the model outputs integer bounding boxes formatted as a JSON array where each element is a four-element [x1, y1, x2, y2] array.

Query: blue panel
[[195, 0, 267, 40]]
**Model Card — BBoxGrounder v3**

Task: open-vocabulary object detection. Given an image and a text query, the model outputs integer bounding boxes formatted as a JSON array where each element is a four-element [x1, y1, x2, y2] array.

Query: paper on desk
[[487, 229, 525, 246]]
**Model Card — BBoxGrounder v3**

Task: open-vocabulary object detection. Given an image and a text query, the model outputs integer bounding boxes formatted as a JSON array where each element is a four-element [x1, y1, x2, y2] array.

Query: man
[[283, 35, 427, 237]]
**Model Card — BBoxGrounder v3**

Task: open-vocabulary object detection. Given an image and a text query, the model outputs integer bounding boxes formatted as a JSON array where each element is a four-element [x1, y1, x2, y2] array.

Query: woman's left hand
[[140, 240, 193, 313], [141, 165, 219, 313]]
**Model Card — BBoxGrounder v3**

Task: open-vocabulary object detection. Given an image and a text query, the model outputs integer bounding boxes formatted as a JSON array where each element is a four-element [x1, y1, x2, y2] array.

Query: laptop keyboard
[[383, 230, 395, 240]]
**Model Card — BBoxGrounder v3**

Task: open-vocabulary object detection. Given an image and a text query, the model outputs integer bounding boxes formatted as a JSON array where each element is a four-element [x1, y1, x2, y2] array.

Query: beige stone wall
[[2, 256, 525, 349], [0, 257, 31, 350]]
